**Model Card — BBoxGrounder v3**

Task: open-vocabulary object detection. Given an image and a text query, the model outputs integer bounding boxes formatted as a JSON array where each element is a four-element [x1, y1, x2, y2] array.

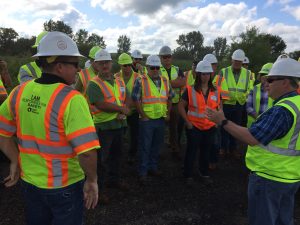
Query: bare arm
[[94, 101, 129, 115], [78, 149, 98, 209], [170, 77, 186, 88], [0, 136, 20, 187]]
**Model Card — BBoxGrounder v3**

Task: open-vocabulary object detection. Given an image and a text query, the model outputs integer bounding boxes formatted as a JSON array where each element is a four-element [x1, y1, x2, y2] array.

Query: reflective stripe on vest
[[224, 67, 250, 93], [11, 82, 91, 188], [160, 65, 180, 103], [79, 69, 91, 95], [187, 86, 220, 130], [26, 63, 37, 78]]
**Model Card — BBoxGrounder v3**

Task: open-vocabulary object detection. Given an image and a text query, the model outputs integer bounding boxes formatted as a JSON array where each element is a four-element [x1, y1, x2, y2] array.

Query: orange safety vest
[[8, 82, 99, 188], [90, 76, 126, 122], [79, 68, 95, 96], [187, 85, 221, 130]]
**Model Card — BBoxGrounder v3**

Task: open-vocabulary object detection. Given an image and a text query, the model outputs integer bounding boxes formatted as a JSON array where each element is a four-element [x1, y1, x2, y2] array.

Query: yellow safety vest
[[18, 61, 42, 84], [246, 95, 300, 183], [160, 65, 180, 103], [140, 74, 169, 119]]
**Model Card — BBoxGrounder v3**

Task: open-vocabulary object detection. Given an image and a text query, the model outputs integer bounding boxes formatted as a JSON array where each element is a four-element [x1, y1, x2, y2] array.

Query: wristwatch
[[220, 119, 228, 128]]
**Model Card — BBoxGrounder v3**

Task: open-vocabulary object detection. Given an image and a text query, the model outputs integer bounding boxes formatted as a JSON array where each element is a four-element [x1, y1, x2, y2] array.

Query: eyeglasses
[[162, 55, 172, 59], [266, 77, 286, 83], [149, 66, 160, 70], [134, 58, 142, 61], [56, 61, 79, 68], [122, 64, 132, 68]]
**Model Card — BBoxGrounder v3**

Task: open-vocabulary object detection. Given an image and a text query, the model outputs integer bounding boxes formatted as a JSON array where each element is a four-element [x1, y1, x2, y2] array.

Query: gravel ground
[[1, 142, 300, 225]]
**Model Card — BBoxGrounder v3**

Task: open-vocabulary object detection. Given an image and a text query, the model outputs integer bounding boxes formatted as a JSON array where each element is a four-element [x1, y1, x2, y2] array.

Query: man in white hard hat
[[75, 45, 101, 96], [131, 49, 146, 74], [217, 49, 252, 157], [207, 58, 300, 225], [0, 31, 100, 224], [242, 56, 255, 89], [87, 49, 130, 197], [17, 31, 48, 84], [132, 55, 173, 185], [159, 45, 185, 159]]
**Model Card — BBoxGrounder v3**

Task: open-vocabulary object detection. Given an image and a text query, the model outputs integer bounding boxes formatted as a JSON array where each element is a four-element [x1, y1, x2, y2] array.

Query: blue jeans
[[248, 173, 300, 225], [21, 180, 84, 225], [184, 127, 216, 177], [138, 118, 165, 176]]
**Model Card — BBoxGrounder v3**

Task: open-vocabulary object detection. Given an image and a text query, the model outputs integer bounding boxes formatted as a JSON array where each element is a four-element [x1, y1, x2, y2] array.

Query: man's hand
[[83, 180, 98, 209], [120, 106, 130, 115], [206, 107, 226, 125], [185, 121, 193, 129], [4, 162, 20, 187]]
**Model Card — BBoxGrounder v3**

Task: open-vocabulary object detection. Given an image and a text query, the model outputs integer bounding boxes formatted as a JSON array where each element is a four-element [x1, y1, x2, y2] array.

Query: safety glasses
[[162, 55, 171, 59], [149, 66, 160, 70], [266, 77, 286, 83], [56, 61, 79, 68]]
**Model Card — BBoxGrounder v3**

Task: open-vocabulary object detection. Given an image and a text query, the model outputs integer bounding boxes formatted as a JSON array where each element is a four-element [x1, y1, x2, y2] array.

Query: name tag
[[120, 87, 126, 93], [161, 90, 166, 96], [211, 95, 217, 101]]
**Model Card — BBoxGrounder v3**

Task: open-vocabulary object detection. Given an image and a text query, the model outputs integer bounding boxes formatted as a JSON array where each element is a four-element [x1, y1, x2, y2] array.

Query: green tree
[[87, 33, 106, 48], [13, 37, 35, 56], [0, 27, 19, 55], [213, 37, 228, 62], [75, 29, 89, 45], [176, 31, 205, 60], [289, 50, 300, 60], [117, 35, 131, 54], [261, 34, 287, 61], [43, 19, 73, 38]]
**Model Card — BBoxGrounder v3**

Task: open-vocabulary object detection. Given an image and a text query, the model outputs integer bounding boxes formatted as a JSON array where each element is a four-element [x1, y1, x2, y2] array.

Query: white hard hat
[[276, 53, 289, 62], [203, 54, 218, 64], [94, 49, 112, 61], [268, 58, 300, 78], [146, 55, 161, 67], [131, 50, 143, 59], [232, 49, 245, 61], [85, 60, 91, 68], [159, 46, 172, 56], [195, 60, 213, 73], [33, 31, 83, 57], [243, 56, 249, 64]]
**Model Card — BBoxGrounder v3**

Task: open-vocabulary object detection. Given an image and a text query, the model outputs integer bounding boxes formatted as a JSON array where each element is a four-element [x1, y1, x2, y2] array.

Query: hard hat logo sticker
[[57, 40, 67, 50]]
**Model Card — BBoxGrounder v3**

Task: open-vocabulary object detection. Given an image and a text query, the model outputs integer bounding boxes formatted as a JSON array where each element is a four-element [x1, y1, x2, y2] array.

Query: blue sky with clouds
[[1, 0, 299, 54]]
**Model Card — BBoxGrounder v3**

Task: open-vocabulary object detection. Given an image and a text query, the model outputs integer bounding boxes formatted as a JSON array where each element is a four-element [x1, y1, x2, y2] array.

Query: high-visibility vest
[[18, 61, 42, 84], [220, 66, 251, 105], [160, 65, 180, 103], [187, 85, 221, 130], [90, 76, 126, 123], [0, 78, 7, 98], [140, 74, 169, 119], [5, 81, 99, 188], [78, 66, 97, 96], [114, 71, 140, 96], [249, 71, 256, 90], [180, 70, 195, 96], [246, 95, 300, 183], [214, 75, 230, 100], [247, 83, 273, 127]]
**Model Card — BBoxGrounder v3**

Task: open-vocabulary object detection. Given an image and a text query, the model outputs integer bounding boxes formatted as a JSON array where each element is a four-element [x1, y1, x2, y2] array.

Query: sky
[[1, 0, 300, 54]]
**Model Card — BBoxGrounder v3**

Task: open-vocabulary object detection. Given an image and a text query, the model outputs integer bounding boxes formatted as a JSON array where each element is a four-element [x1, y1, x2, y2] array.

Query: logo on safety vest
[[211, 95, 217, 101]]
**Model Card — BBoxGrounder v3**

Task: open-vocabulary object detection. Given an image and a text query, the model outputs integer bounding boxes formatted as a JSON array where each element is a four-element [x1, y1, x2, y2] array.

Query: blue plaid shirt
[[249, 91, 297, 145], [246, 84, 270, 117]]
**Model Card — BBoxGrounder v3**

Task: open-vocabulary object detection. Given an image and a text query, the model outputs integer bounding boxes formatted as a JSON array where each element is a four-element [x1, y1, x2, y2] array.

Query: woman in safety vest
[[178, 60, 222, 184]]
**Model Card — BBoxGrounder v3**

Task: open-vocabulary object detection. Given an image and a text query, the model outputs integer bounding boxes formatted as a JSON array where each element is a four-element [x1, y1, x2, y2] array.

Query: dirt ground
[[1, 141, 300, 225]]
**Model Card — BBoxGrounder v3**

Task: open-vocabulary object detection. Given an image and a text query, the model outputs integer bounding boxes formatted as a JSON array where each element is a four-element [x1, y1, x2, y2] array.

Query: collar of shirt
[[35, 73, 68, 85], [273, 91, 298, 105]]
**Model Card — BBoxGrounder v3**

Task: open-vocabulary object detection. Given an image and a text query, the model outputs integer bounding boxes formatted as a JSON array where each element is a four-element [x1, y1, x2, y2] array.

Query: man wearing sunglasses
[[132, 55, 174, 185], [159, 46, 185, 159], [207, 58, 300, 225], [0, 31, 100, 224]]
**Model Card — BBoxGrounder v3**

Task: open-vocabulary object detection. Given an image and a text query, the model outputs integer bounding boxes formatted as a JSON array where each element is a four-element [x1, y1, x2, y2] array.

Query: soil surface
[[1, 141, 300, 225]]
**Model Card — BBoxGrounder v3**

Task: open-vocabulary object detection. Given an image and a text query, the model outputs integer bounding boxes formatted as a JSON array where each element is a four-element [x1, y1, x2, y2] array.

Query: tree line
[[1, 19, 300, 75]]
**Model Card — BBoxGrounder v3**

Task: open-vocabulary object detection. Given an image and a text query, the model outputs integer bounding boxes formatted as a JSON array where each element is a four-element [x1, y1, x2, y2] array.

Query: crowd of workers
[[0, 30, 300, 225]]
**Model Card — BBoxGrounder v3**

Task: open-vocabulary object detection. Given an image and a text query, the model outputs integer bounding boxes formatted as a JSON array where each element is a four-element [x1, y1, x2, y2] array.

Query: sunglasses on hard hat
[[162, 55, 172, 59], [122, 64, 132, 68], [149, 66, 160, 70], [56, 61, 79, 68], [266, 77, 286, 83]]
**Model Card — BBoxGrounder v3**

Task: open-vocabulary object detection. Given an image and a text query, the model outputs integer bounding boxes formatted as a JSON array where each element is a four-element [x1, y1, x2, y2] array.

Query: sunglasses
[[149, 66, 160, 70], [133, 58, 142, 60], [122, 64, 132, 67], [266, 77, 286, 83], [56, 61, 79, 68], [162, 55, 172, 59]]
